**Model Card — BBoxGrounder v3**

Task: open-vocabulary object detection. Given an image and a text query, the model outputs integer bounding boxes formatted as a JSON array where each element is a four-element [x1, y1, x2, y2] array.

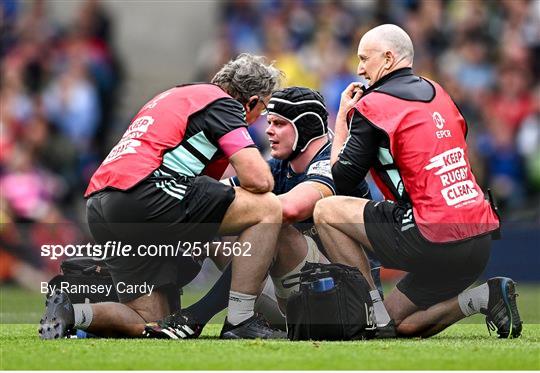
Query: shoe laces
[[253, 313, 277, 332]]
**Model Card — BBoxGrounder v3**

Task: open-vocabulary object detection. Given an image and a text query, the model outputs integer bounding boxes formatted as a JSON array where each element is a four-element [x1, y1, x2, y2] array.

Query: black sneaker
[[376, 319, 397, 338], [482, 277, 522, 339], [220, 313, 287, 339], [142, 310, 204, 339], [38, 290, 75, 340]]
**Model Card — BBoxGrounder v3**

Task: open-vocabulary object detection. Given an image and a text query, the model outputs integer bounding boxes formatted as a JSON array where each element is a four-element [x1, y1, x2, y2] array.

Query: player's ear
[[384, 51, 394, 69], [246, 95, 259, 112]]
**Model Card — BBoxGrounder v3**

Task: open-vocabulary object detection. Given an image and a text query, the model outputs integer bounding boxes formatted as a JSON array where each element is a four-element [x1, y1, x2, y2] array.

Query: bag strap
[[281, 262, 364, 289], [281, 267, 331, 289]]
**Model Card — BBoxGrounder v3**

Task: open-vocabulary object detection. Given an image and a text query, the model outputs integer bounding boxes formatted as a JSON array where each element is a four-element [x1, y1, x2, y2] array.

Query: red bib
[[85, 84, 231, 197], [354, 80, 499, 242]]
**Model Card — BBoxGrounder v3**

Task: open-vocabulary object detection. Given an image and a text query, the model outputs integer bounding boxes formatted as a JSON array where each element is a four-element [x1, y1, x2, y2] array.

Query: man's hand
[[332, 82, 364, 166], [338, 82, 364, 118]]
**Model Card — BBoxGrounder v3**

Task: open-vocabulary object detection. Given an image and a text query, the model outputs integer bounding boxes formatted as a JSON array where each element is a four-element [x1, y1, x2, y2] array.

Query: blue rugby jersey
[[269, 141, 371, 216]]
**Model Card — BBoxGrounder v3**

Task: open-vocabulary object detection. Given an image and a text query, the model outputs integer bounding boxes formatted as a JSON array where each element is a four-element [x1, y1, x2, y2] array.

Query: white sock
[[227, 291, 256, 325], [370, 290, 391, 327], [458, 283, 489, 316], [73, 303, 93, 330]]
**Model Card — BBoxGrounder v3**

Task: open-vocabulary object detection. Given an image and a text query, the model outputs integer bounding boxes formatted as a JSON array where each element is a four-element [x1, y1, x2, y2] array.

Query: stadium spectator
[[476, 64, 534, 210], [42, 39, 101, 153], [0, 143, 78, 276], [313, 24, 522, 339]]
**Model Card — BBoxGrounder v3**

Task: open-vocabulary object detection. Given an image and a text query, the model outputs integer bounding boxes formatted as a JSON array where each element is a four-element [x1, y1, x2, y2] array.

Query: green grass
[[1, 285, 539, 370]]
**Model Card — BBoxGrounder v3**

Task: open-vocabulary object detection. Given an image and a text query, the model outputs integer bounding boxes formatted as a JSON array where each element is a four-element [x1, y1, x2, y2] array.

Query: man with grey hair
[[314, 24, 522, 339], [40, 54, 288, 339]]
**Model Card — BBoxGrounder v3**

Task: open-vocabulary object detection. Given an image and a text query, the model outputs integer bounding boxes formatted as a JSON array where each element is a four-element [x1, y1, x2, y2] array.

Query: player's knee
[[256, 192, 282, 224], [313, 196, 337, 224]]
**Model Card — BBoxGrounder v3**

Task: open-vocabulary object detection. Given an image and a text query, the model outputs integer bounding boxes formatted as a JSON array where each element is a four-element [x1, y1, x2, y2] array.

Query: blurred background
[[1, 0, 539, 298]]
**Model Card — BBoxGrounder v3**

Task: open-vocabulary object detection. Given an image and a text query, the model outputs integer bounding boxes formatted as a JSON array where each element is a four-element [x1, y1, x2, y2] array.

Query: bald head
[[361, 24, 414, 65], [356, 24, 414, 85]]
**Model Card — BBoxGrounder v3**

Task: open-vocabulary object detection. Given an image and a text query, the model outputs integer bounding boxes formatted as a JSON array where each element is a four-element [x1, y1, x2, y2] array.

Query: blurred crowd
[[1, 0, 539, 285], [1, 0, 123, 282], [195, 0, 540, 219]]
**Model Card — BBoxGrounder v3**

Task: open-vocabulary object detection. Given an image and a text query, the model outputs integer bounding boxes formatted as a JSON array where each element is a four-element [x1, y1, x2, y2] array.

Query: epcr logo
[[433, 112, 445, 129]]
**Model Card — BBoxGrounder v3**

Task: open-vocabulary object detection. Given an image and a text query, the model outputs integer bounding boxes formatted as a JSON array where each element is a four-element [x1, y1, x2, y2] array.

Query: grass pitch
[[1, 285, 539, 370]]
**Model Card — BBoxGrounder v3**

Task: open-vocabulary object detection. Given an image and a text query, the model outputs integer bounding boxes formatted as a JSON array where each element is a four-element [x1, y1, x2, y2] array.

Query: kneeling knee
[[257, 193, 282, 224], [313, 197, 336, 224]]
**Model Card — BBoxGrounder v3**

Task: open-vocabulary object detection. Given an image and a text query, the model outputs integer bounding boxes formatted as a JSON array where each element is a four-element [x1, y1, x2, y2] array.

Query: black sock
[[185, 265, 232, 325]]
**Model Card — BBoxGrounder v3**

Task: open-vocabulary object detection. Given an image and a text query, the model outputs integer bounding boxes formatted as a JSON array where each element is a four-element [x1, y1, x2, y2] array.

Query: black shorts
[[364, 200, 491, 309], [86, 175, 236, 303]]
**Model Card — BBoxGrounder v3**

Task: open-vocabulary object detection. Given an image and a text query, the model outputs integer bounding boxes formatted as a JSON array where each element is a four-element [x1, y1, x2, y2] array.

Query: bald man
[[314, 24, 522, 339]]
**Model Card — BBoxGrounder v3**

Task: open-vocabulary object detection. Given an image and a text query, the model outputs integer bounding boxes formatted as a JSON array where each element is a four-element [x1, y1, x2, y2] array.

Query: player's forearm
[[278, 194, 303, 224], [229, 148, 275, 193], [331, 161, 368, 195], [278, 185, 327, 224], [221, 175, 273, 194], [279, 200, 313, 224]]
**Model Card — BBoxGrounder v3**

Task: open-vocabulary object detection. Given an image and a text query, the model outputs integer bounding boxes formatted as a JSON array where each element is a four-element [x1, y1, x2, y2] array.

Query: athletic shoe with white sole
[[142, 310, 204, 339], [482, 277, 522, 338], [38, 290, 75, 340]]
